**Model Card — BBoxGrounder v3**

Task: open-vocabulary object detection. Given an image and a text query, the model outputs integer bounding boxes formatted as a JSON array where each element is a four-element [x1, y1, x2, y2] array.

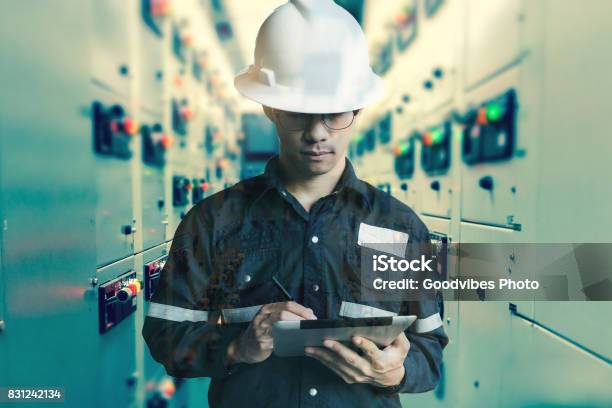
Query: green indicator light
[[430, 128, 444, 144], [354, 133, 365, 143], [486, 103, 504, 122], [399, 143, 410, 155]]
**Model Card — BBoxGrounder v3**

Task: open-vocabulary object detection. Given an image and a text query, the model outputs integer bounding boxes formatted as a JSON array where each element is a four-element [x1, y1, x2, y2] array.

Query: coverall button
[[244, 274, 251, 282], [281, 191, 287, 197], [312, 284, 320, 292], [309, 387, 318, 397], [311, 235, 319, 244]]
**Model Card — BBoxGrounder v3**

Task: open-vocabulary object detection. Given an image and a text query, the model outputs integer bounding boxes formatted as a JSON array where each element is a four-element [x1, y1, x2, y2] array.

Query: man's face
[[263, 106, 361, 176]]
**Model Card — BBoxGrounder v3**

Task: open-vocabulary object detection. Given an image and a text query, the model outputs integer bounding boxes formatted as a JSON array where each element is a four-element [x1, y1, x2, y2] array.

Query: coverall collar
[[257, 155, 372, 212]]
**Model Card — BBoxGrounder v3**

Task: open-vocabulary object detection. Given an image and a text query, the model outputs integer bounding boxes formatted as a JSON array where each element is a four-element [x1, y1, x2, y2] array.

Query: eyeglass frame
[[273, 109, 361, 131]]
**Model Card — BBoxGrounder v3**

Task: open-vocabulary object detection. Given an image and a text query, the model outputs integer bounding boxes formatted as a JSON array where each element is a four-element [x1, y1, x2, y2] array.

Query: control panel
[[172, 98, 193, 136], [394, 138, 415, 179], [364, 127, 376, 152], [430, 231, 450, 281], [172, 175, 191, 206], [92, 102, 139, 159], [98, 271, 141, 334], [192, 178, 209, 203], [378, 112, 392, 144], [420, 120, 451, 175], [172, 21, 192, 63], [462, 89, 516, 165], [144, 256, 167, 301], [142, 122, 173, 166]]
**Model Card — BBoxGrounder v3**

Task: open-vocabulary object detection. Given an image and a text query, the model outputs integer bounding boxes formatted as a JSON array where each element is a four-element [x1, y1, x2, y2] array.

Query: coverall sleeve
[[375, 223, 449, 394], [142, 207, 243, 379]]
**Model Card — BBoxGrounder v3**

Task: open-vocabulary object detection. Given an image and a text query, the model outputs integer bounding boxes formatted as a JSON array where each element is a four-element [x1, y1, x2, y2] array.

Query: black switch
[[121, 225, 133, 235], [400, 183, 408, 191], [479, 176, 494, 191], [430, 180, 441, 191]]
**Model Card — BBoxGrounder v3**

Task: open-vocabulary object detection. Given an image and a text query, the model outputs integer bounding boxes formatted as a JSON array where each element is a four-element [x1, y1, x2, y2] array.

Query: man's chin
[[301, 157, 337, 175]]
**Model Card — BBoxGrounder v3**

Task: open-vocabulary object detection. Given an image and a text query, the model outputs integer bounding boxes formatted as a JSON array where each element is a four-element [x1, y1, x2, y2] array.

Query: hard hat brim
[[234, 67, 385, 114]]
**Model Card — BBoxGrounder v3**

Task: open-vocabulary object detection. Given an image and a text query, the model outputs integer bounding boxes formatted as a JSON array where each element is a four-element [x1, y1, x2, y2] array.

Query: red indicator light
[[160, 134, 173, 149], [180, 107, 193, 121], [477, 107, 488, 125], [123, 118, 140, 135]]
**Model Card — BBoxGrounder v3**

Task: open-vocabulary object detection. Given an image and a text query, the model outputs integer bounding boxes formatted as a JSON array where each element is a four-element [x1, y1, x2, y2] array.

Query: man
[[142, 1, 448, 407]]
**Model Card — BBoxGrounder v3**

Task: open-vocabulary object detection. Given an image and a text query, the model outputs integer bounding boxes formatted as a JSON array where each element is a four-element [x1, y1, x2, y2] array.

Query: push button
[[308, 387, 317, 397]]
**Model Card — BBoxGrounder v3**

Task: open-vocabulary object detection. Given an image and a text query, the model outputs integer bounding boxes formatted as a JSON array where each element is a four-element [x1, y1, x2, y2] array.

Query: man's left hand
[[304, 332, 410, 388]]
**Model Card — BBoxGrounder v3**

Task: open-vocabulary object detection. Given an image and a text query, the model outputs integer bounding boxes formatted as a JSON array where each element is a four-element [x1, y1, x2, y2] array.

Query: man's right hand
[[226, 301, 317, 365]]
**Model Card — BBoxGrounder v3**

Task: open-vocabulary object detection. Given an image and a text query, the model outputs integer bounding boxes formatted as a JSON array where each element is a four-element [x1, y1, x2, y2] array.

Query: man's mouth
[[301, 150, 332, 156]]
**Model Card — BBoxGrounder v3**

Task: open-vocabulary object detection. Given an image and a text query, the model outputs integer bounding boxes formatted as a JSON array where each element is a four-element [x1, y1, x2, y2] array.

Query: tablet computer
[[272, 315, 416, 357]]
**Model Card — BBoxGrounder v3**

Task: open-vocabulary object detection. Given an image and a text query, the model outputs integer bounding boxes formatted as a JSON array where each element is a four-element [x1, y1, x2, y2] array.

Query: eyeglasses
[[274, 109, 359, 131]]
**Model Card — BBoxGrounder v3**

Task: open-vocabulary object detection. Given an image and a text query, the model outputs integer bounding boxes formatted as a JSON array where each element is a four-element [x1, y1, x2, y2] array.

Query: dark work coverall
[[142, 155, 449, 408]]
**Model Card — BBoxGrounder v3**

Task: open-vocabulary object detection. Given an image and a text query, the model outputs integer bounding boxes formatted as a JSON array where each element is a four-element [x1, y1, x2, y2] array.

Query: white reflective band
[[221, 305, 264, 324], [409, 312, 443, 333], [338, 301, 398, 318], [147, 302, 209, 322]]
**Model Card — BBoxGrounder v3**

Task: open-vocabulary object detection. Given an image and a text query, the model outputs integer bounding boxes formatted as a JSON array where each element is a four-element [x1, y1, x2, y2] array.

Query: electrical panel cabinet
[[419, 120, 452, 218], [93, 89, 135, 267], [460, 70, 526, 229], [141, 112, 167, 250], [464, 0, 524, 89], [91, 1, 133, 96], [96, 256, 138, 407]]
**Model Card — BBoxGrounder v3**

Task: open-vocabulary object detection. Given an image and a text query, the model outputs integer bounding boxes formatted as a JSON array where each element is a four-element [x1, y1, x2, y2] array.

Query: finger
[[252, 309, 270, 327], [281, 301, 317, 320], [274, 310, 307, 321], [264, 301, 317, 320], [322, 340, 370, 374], [385, 332, 410, 356], [352, 336, 384, 363]]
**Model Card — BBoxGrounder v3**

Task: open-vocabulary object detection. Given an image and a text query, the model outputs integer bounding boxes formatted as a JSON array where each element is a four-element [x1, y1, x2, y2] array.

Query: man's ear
[[262, 105, 276, 122]]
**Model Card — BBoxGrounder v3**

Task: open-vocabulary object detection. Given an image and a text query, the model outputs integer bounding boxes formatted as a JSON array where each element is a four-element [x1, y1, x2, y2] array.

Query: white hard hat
[[234, 0, 385, 114]]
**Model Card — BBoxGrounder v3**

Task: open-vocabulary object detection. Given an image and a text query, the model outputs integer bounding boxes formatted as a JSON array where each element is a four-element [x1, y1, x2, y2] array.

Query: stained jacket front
[[142, 156, 449, 408]]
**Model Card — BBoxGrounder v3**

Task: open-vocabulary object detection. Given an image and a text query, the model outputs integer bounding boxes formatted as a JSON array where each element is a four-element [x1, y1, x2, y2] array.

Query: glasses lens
[[323, 111, 355, 130]]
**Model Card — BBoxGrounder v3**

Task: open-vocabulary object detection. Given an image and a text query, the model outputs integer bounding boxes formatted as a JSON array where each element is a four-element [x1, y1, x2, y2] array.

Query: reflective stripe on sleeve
[[409, 312, 443, 333], [221, 305, 264, 324], [338, 301, 398, 318], [147, 302, 209, 322]]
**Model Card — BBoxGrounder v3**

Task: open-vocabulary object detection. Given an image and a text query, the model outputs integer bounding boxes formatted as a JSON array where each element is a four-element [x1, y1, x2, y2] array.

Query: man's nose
[[304, 115, 329, 143]]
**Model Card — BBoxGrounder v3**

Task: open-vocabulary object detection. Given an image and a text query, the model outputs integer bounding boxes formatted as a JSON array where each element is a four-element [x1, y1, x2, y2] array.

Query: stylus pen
[[272, 275, 294, 301]]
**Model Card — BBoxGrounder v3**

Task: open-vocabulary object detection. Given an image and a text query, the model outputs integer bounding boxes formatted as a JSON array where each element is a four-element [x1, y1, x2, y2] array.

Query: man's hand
[[304, 332, 410, 388], [226, 301, 317, 366]]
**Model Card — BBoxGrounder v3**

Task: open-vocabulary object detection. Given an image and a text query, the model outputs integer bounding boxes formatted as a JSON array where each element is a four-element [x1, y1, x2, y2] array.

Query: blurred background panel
[[0, 0, 611, 407]]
